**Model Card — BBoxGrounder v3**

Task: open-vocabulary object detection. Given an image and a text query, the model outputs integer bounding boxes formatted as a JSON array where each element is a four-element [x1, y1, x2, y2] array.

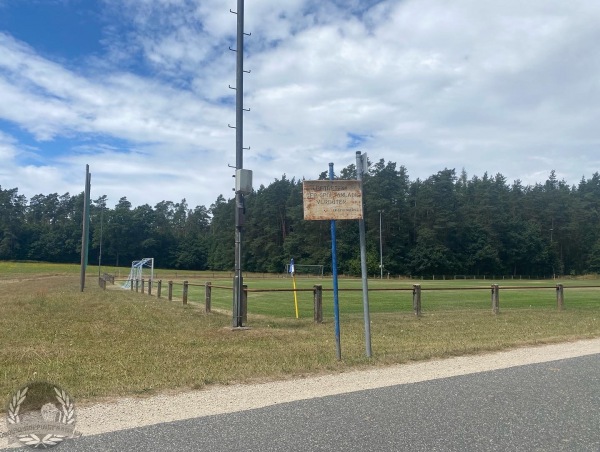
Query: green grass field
[[1, 261, 599, 409], [179, 274, 600, 318]]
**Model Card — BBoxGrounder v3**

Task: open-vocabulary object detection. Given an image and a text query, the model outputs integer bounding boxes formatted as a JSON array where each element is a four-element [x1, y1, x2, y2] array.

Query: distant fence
[[122, 272, 568, 281], [113, 278, 593, 323], [98, 273, 115, 290], [410, 275, 564, 281]]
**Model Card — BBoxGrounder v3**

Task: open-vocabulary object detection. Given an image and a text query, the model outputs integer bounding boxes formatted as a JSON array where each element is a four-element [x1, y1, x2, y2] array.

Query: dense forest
[[2, 159, 600, 277]]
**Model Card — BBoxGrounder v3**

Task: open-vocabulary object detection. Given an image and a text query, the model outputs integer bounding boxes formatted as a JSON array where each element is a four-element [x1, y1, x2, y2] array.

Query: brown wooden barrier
[[110, 280, 597, 319]]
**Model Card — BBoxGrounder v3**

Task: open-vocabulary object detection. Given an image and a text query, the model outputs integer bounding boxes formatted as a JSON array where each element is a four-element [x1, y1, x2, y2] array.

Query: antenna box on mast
[[236, 169, 253, 194]]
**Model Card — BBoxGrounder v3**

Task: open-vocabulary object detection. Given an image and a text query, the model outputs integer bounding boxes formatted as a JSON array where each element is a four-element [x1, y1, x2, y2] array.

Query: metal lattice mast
[[231, 0, 247, 327]]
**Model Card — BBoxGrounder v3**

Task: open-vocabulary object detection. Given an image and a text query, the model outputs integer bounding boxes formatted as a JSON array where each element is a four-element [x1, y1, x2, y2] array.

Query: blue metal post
[[329, 163, 341, 360]]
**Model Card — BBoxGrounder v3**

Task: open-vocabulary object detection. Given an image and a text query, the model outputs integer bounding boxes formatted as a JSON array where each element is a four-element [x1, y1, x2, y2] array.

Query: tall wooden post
[[491, 284, 500, 314], [79, 164, 91, 292], [556, 284, 564, 310], [168, 281, 173, 301], [413, 284, 422, 316], [157, 280, 162, 299], [313, 285, 323, 323], [205, 282, 212, 314], [183, 281, 189, 305]]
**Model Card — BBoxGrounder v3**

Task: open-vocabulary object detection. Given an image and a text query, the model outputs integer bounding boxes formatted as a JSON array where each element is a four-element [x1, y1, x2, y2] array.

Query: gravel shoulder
[[2, 338, 599, 448]]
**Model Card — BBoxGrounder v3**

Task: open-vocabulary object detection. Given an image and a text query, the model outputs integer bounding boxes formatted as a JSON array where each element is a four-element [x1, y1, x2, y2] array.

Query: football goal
[[122, 258, 154, 289], [284, 263, 324, 278]]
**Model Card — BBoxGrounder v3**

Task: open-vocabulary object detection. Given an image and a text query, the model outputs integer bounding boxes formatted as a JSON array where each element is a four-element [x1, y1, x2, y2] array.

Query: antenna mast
[[230, 0, 251, 327]]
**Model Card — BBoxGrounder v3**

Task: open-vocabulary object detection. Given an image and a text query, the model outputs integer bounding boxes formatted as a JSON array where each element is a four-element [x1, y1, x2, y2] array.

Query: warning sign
[[303, 180, 363, 220]]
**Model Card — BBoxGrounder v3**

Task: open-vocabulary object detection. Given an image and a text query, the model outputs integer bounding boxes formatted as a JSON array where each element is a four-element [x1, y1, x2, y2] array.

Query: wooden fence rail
[[114, 279, 588, 322], [98, 273, 115, 290]]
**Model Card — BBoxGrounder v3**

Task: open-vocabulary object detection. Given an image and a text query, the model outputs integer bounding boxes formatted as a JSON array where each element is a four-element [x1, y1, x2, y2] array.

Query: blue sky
[[1, 0, 599, 208], [0, 1, 104, 60]]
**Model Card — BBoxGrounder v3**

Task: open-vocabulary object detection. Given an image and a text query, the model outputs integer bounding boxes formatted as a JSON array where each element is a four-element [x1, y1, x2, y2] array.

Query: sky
[[1, 0, 599, 209]]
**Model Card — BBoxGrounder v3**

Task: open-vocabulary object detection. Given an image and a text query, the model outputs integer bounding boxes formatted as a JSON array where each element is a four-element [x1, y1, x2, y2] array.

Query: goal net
[[122, 258, 154, 289], [284, 263, 324, 278]]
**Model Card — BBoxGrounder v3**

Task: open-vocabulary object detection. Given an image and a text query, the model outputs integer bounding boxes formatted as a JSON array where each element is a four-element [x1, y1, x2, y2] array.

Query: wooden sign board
[[303, 180, 363, 220]]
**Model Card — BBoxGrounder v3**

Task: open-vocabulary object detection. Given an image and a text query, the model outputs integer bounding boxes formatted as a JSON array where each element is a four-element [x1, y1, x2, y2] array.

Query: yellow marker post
[[292, 272, 299, 319], [290, 259, 299, 319]]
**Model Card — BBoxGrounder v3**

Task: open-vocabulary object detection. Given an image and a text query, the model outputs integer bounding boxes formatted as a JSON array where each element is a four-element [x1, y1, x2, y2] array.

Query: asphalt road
[[16, 354, 600, 451]]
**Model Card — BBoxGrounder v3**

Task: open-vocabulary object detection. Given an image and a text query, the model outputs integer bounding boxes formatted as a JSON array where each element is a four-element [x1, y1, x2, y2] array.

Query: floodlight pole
[[232, 0, 246, 328]]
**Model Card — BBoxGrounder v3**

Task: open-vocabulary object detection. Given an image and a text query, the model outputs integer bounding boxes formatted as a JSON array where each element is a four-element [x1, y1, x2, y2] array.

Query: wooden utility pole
[[79, 165, 91, 292]]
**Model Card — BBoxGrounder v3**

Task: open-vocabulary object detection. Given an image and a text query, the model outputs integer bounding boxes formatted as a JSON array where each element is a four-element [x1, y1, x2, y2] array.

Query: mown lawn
[[1, 262, 599, 408]]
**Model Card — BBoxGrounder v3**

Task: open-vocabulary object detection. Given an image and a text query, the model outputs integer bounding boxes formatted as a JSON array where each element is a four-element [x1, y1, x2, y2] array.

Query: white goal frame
[[285, 264, 324, 278], [122, 258, 154, 289]]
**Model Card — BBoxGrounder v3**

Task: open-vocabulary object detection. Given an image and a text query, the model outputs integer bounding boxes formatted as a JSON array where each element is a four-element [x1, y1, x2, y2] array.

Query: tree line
[[2, 159, 600, 277]]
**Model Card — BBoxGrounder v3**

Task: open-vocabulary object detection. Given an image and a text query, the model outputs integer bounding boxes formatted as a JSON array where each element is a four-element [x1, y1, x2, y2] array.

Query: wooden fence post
[[205, 282, 212, 314], [157, 280, 162, 299], [413, 284, 422, 316], [556, 284, 564, 310], [168, 281, 173, 301], [135, 279, 139, 292], [130, 279, 133, 291], [141, 278, 145, 293], [491, 284, 500, 314], [313, 285, 323, 323], [182, 281, 189, 305], [242, 284, 248, 325], [148, 279, 152, 296]]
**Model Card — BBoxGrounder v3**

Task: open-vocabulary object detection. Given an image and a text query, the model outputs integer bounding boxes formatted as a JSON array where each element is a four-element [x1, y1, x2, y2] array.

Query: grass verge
[[1, 263, 599, 409]]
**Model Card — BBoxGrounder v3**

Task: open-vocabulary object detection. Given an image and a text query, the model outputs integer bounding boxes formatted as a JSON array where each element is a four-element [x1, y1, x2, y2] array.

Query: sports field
[[1, 261, 598, 407], [178, 273, 600, 317]]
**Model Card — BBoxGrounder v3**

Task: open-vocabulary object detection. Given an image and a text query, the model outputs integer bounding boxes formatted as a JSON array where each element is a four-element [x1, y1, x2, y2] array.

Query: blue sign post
[[329, 163, 342, 360], [303, 162, 364, 360]]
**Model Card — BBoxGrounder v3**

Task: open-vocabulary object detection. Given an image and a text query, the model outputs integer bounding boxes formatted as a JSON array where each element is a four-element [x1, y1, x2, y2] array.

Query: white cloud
[[0, 130, 68, 197], [1, 0, 600, 208], [0, 131, 17, 161]]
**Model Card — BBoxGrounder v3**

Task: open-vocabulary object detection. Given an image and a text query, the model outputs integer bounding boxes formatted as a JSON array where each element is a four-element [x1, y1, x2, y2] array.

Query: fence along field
[[121, 273, 600, 319], [1, 261, 599, 406], [119, 272, 600, 359]]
